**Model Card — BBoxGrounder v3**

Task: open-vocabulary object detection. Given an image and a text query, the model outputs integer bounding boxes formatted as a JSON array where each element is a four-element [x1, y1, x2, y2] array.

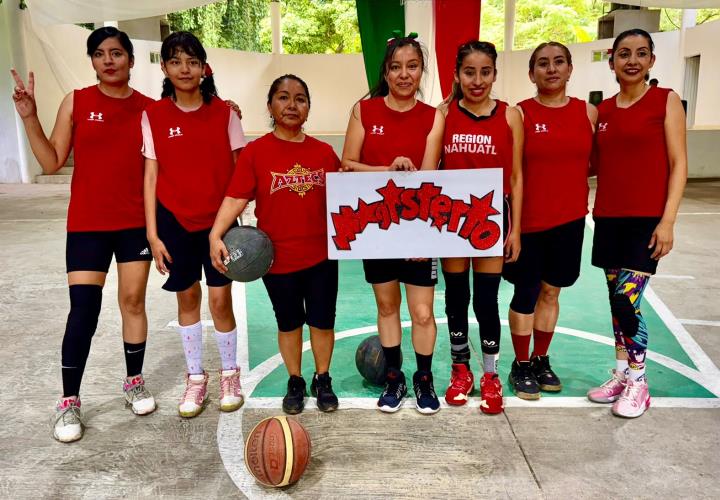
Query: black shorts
[[363, 258, 438, 287], [262, 259, 338, 332], [503, 217, 585, 288], [66, 227, 152, 273], [591, 216, 661, 275], [156, 203, 235, 292]]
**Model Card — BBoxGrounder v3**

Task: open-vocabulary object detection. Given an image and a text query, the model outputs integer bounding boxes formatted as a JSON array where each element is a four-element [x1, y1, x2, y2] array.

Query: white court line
[[652, 274, 695, 280], [677, 212, 720, 215], [0, 218, 66, 222], [679, 319, 720, 327]]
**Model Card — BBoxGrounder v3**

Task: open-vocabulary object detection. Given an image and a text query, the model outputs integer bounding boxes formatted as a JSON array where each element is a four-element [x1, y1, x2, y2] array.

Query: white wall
[[684, 20, 720, 128]]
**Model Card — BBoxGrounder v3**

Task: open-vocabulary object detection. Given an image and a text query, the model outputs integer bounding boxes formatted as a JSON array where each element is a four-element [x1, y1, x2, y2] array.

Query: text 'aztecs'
[[330, 180, 501, 251]]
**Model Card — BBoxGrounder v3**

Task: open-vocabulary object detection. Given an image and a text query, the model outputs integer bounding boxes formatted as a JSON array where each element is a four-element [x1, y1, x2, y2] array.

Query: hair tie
[[204, 63, 213, 78], [386, 30, 419, 45]]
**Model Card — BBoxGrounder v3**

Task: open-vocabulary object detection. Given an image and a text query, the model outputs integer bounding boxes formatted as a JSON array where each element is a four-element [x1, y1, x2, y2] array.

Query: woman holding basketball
[[587, 29, 687, 418], [341, 33, 445, 414], [438, 41, 523, 414], [503, 42, 596, 400], [11, 27, 156, 443], [143, 32, 247, 418], [210, 74, 340, 415]]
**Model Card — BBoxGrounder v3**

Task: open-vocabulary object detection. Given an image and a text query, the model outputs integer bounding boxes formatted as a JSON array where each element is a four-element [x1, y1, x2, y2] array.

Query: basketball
[[244, 416, 311, 488], [222, 226, 274, 282], [355, 335, 401, 386]]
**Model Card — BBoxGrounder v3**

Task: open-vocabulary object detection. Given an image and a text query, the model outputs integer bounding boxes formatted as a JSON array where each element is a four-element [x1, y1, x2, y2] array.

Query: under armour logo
[[371, 125, 384, 135], [534, 123, 548, 133], [598, 122, 608, 132], [168, 127, 182, 138], [88, 112, 103, 122]]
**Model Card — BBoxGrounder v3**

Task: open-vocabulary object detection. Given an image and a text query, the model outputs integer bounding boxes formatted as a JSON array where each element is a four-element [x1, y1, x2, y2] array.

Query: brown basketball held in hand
[[244, 416, 311, 487]]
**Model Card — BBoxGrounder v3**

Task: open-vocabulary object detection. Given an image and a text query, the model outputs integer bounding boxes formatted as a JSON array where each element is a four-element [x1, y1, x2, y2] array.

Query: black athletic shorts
[[503, 217, 585, 288], [262, 259, 338, 332], [66, 227, 152, 273], [156, 202, 235, 292], [591, 216, 661, 275], [363, 258, 438, 287]]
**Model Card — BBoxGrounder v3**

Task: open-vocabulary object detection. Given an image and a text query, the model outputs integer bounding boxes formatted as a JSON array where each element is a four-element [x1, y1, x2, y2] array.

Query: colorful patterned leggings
[[605, 268, 650, 371]]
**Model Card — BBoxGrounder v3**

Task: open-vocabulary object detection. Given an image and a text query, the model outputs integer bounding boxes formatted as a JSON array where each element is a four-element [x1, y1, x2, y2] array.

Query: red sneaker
[[479, 372, 504, 414], [444, 363, 474, 406]]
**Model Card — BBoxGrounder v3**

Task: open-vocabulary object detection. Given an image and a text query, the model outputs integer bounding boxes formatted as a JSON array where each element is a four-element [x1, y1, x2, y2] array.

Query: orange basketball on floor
[[244, 416, 311, 487]]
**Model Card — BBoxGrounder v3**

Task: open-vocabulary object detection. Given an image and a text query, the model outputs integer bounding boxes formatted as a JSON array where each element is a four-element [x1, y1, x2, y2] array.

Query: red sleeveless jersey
[[594, 86, 671, 218], [146, 96, 234, 231], [518, 97, 592, 233], [69, 85, 152, 232], [441, 99, 513, 194], [359, 97, 435, 169], [226, 133, 340, 274]]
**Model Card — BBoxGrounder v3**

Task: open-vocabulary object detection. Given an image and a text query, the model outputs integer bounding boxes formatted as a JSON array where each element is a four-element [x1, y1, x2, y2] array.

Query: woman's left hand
[[504, 231, 521, 263], [649, 219, 674, 260], [225, 100, 242, 119]]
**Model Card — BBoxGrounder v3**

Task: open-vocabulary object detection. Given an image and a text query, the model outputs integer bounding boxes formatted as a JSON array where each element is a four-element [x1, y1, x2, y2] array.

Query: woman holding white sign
[[503, 42, 596, 401], [341, 33, 445, 414], [438, 40, 523, 414]]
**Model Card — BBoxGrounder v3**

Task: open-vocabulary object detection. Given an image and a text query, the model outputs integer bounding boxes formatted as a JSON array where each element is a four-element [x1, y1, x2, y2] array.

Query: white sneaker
[[53, 397, 84, 443], [123, 375, 157, 415], [178, 372, 209, 418], [219, 368, 244, 412]]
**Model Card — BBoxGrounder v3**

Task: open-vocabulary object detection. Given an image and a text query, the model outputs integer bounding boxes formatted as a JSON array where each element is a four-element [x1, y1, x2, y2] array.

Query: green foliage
[[659, 8, 720, 32]]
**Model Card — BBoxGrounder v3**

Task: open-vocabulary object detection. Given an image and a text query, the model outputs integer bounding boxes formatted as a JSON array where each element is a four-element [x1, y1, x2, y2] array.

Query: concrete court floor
[[0, 181, 719, 499]]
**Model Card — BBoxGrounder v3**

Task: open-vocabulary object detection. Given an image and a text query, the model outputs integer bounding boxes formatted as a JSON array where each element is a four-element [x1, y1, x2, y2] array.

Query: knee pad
[[509, 282, 541, 315], [62, 285, 103, 367], [610, 293, 639, 338], [472, 273, 500, 316]]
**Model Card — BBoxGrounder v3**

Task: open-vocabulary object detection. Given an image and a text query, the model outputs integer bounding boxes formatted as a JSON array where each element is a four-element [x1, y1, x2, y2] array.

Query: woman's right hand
[[149, 237, 172, 275], [210, 236, 230, 274], [389, 156, 416, 171], [10, 69, 37, 119]]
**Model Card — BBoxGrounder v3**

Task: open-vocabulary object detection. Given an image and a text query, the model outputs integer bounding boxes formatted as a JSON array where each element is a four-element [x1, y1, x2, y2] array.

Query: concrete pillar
[[504, 0, 516, 51], [270, 0, 282, 54], [678, 9, 697, 97]]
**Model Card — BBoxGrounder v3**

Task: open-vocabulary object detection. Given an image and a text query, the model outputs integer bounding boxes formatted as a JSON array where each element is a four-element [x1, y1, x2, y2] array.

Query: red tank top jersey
[[69, 86, 153, 232], [146, 96, 235, 231], [441, 99, 513, 195], [594, 86, 671, 218], [518, 97, 592, 233], [226, 133, 340, 274], [359, 97, 435, 169]]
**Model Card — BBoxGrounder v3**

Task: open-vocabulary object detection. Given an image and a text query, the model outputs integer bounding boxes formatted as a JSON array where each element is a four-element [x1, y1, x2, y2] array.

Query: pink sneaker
[[612, 378, 650, 418], [219, 368, 244, 412], [587, 369, 626, 403], [178, 371, 208, 418]]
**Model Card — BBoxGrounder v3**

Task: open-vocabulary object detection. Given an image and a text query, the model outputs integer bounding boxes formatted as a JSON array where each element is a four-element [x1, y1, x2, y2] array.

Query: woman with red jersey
[[11, 27, 156, 443], [210, 75, 340, 415], [342, 34, 445, 414], [587, 29, 687, 418], [143, 32, 247, 418], [438, 41, 523, 414], [503, 42, 596, 401]]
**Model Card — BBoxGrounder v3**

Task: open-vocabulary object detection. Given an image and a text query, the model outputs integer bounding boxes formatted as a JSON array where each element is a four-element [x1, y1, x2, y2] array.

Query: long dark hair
[[610, 28, 655, 82], [367, 35, 426, 98], [160, 31, 217, 103], [86, 26, 134, 61], [450, 40, 497, 101]]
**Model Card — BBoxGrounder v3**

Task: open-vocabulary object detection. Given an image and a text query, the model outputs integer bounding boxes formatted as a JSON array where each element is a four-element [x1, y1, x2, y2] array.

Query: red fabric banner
[[434, 0, 482, 99]]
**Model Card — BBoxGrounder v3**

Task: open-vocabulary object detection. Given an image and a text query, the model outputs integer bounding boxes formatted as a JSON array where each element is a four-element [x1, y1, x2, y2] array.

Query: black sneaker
[[377, 368, 407, 413], [413, 370, 440, 415], [530, 355, 563, 392], [311, 372, 339, 412], [282, 375, 307, 414], [508, 360, 540, 400]]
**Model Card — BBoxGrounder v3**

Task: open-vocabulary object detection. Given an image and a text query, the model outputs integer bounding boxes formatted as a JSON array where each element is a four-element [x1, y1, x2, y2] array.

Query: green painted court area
[[245, 225, 716, 400]]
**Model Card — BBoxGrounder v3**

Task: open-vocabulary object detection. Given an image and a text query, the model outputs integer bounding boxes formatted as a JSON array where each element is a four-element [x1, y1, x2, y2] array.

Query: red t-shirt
[[518, 97, 592, 232], [145, 96, 237, 231], [441, 99, 513, 194], [594, 86, 672, 218], [226, 133, 340, 274], [69, 85, 153, 232], [359, 97, 435, 169]]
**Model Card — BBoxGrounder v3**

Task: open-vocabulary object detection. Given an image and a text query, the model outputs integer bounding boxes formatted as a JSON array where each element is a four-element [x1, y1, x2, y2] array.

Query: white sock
[[616, 359, 629, 377], [482, 353, 498, 374], [214, 328, 238, 371], [178, 321, 204, 375]]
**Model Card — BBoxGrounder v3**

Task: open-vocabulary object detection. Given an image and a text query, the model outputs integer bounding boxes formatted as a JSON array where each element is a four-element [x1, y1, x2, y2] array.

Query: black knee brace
[[472, 273, 501, 355], [509, 282, 541, 315], [610, 293, 639, 338], [443, 269, 470, 334], [61, 284, 103, 396]]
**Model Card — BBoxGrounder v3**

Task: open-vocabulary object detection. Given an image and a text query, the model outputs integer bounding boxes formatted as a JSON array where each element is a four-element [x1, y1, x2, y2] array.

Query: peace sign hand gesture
[[10, 69, 37, 119]]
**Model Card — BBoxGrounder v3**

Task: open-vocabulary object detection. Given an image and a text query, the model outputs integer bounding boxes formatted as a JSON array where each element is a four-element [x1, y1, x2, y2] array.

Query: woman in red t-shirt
[[587, 29, 687, 418], [143, 32, 247, 419], [11, 27, 156, 443], [503, 42, 596, 401], [210, 75, 341, 415], [438, 41, 523, 414], [341, 33, 445, 414]]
